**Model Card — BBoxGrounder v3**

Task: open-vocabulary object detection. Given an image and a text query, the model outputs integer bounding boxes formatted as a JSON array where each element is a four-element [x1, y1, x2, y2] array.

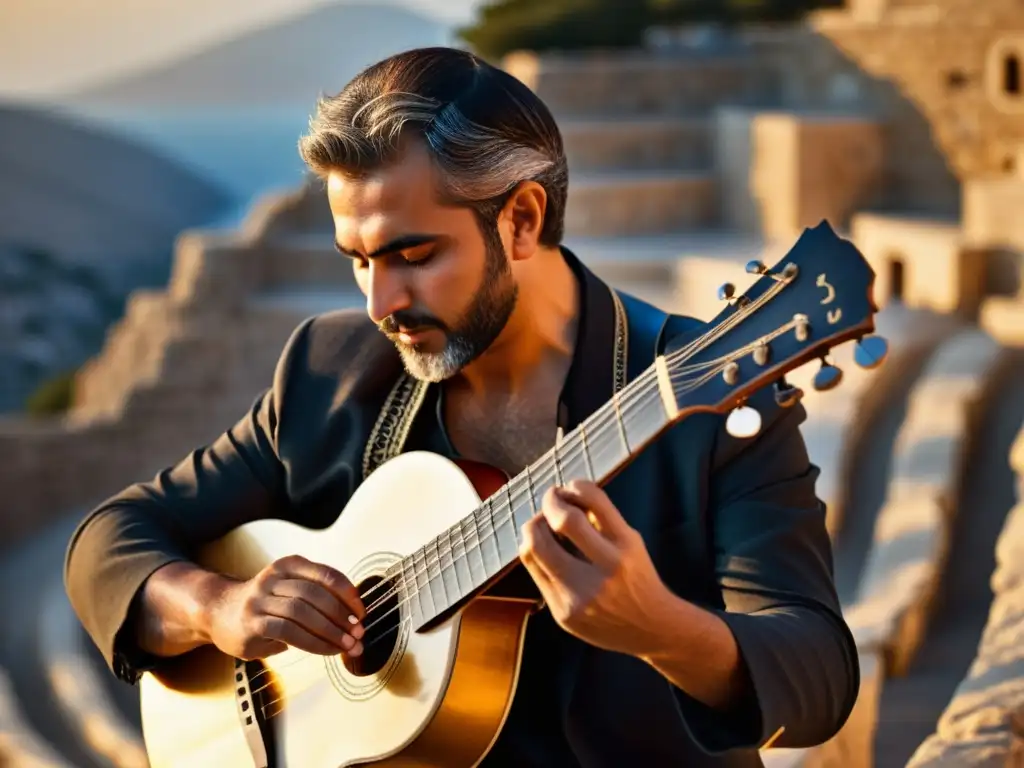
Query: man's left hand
[[518, 479, 674, 657]]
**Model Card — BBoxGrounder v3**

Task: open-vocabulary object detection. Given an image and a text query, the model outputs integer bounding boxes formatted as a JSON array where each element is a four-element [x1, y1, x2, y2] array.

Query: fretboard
[[395, 363, 673, 629]]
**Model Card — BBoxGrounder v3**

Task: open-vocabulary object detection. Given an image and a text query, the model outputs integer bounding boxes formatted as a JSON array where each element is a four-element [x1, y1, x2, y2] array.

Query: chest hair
[[446, 399, 558, 477]]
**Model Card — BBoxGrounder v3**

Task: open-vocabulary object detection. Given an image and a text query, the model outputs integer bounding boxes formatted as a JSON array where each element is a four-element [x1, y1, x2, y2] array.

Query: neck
[[397, 350, 674, 633], [450, 246, 578, 400]]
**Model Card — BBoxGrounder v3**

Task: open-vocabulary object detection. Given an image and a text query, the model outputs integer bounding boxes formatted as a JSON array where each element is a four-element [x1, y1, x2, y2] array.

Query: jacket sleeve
[[673, 389, 860, 753], [63, 316, 315, 684]]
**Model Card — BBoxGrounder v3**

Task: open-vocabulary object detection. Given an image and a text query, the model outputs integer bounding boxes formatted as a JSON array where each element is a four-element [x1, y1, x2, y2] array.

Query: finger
[[521, 513, 591, 585], [271, 579, 365, 640], [557, 481, 633, 541], [518, 520, 562, 613], [268, 555, 366, 620], [541, 487, 619, 570], [259, 595, 364, 657]]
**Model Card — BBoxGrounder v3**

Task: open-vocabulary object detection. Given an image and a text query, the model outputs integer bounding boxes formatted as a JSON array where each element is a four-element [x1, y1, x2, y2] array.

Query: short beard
[[381, 226, 518, 383]]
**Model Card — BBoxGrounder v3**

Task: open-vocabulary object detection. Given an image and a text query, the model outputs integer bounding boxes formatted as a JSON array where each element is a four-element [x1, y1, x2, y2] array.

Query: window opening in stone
[[1004, 54, 1021, 96], [888, 257, 905, 302]]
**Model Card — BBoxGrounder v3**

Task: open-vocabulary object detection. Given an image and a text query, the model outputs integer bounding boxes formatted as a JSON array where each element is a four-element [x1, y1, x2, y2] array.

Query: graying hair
[[298, 47, 568, 245]]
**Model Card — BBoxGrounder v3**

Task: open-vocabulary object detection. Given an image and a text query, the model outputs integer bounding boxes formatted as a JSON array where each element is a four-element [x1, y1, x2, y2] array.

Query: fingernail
[[348, 614, 359, 624], [349, 641, 363, 657], [340, 634, 354, 650], [350, 623, 364, 640]]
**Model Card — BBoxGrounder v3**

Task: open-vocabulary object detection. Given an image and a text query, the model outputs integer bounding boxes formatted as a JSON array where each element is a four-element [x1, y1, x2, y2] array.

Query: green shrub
[[458, 0, 842, 60], [25, 370, 76, 416]]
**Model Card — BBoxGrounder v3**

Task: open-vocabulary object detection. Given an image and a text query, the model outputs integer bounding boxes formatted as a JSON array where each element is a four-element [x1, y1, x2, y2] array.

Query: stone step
[[561, 115, 712, 173], [980, 296, 1024, 347], [0, 667, 75, 768], [504, 51, 778, 118], [37, 574, 148, 768], [565, 170, 717, 237]]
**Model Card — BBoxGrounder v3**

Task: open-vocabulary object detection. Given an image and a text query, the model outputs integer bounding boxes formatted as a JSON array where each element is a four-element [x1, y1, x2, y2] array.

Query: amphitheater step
[[0, 513, 114, 768], [505, 51, 778, 118], [860, 338, 1021, 767], [0, 667, 75, 768], [564, 170, 717, 238], [980, 296, 1024, 347], [37, 573, 148, 768], [561, 115, 712, 173]]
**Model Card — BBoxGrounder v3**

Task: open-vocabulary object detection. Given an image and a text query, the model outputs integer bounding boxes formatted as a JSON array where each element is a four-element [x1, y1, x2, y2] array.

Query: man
[[64, 46, 858, 766]]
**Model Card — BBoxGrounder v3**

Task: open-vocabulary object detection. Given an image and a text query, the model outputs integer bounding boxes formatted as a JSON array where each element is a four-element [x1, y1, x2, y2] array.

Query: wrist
[[632, 581, 697, 661]]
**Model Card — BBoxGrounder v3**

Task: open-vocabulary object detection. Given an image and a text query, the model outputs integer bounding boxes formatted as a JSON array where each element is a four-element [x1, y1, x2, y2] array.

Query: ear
[[501, 181, 548, 262]]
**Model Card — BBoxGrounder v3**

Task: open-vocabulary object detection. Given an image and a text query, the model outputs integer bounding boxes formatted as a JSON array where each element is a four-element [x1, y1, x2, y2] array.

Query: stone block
[[963, 178, 1024, 256], [749, 111, 885, 242], [257, 234, 358, 290], [714, 107, 762, 234], [565, 171, 717, 237], [905, 501, 1024, 766], [167, 230, 263, 307], [980, 297, 1024, 348], [561, 116, 712, 173], [850, 213, 983, 316], [502, 51, 778, 118], [847, 494, 947, 673]]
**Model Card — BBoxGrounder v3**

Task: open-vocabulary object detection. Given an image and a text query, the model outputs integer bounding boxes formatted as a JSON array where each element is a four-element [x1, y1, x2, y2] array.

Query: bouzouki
[[138, 221, 887, 767]]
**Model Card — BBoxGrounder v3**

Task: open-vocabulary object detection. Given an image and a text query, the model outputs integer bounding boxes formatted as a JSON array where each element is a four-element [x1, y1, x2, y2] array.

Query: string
[[333, 273, 791, 619], [246, 275, 796, 702], [248, 275, 800, 712]]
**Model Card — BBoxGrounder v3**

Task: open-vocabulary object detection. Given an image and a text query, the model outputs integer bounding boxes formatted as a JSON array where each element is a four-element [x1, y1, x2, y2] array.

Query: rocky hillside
[[0, 104, 229, 414]]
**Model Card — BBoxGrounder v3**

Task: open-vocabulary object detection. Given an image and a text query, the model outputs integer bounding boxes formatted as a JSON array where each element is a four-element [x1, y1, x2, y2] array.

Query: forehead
[[326, 140, 447, 247]]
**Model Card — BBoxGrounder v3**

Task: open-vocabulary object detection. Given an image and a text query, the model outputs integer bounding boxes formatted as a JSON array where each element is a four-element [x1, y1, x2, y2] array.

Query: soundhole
[[344, 574, 400, 677]]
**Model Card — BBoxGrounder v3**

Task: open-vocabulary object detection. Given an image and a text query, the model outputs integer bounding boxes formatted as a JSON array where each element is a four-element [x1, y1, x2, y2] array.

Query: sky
[[0, 0, 484, 98]]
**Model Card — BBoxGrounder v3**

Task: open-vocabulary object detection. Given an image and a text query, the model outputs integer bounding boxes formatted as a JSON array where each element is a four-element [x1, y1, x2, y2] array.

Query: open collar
[[556, 246, 620, 432]]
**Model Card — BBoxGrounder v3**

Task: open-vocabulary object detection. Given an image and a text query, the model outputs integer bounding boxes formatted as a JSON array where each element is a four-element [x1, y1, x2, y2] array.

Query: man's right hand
[[207, 554, 366, 660]]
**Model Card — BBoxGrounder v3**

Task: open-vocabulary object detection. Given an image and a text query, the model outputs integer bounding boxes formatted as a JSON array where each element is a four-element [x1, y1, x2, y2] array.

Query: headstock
[[663, 220, 887, 439]]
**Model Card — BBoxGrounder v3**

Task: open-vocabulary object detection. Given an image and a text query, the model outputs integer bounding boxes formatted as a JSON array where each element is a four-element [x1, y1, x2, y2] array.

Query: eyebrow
[[333, 234, 440, 260]]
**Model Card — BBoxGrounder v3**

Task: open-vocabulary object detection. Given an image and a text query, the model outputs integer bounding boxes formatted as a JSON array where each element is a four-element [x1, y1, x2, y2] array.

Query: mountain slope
[[63, 2, 456, 109]]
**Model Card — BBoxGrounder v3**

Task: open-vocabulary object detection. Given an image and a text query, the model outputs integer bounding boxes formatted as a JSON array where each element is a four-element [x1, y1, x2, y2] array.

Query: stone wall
[[904, 421, 1024, 766]]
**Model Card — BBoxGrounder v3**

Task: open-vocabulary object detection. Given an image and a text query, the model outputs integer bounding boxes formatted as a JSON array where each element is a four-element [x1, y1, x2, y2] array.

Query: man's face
[[327, 140, 518, 382]]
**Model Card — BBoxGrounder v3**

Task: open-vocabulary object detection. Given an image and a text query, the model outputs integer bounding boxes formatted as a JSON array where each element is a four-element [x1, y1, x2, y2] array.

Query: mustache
[[379, 311, 447, 335]]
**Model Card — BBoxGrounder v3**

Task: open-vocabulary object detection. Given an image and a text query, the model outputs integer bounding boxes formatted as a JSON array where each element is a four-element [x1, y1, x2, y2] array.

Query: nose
[[362, 261, 411, 326]]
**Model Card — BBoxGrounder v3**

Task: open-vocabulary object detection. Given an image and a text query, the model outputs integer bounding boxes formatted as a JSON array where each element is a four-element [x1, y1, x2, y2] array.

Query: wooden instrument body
[[139, 451, 536, 768]]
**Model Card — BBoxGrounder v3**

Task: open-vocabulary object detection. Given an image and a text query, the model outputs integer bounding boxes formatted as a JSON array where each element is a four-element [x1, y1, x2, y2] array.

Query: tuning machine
[[854, 334, 889, 370], [717, 282, 751, 309], [812, 357, 843, 392], [726, 403, 761, 439], [774, 377, 804, 408]]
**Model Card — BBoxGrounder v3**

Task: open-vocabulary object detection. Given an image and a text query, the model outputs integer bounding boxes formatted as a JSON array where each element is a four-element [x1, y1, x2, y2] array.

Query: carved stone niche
[[986, 36, 1024, 115]]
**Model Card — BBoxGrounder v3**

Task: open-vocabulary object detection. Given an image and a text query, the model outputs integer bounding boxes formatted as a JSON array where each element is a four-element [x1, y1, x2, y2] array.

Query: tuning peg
[[717, 282, 751, 309], [773, 378, 804, 408], [726, 404, 762, 439], [854, 335, 889, 370], [812, 358, 843, 392], [746, 260, 768, 275]]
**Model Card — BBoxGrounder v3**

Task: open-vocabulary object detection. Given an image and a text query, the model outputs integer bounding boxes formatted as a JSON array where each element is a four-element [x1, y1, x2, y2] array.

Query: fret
[[491, 496, 520, 564], [412, 547, 437, 618], [460, 515, 488, 589], [524, 463, 539, 517], [553, 438, 564, 486], [449, 520, 473, 595], [509, 478, 535, 532], [620, 376, 671, 450], [550, 439, 590, 488], [401, 556, 424, 629], [577, 406, 630, 480], [435, 533, 460, 608], [478, 500, 502, 579], [611, 391, 631, 455], [580, 423, 596, 481]]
